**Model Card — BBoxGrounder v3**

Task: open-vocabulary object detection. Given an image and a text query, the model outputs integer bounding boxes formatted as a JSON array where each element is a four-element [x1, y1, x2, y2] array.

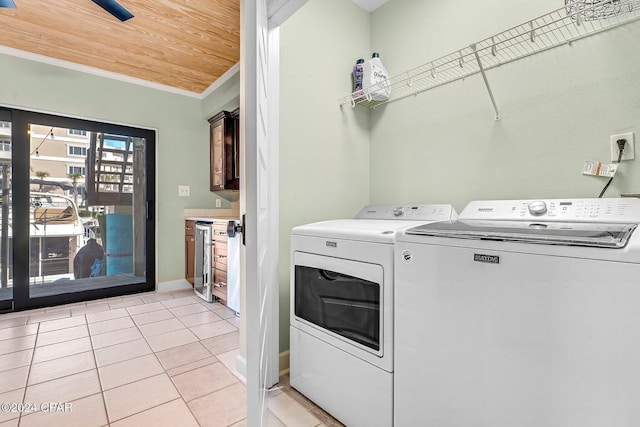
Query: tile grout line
[[141, 294, 243, 426], [92, 294, 193, 426], [102, 297, 173, 423], [186, 298, 246, 427], [96, 297, 166, 425], [121, 292, 219, 425], [151, 296, 211, 427], [86, 310, 112, 427], [15, 320, 40, 427], [127, 297, 226, 426]]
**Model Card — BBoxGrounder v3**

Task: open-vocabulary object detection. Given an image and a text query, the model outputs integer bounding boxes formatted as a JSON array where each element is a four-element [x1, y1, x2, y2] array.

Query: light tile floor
[[0, 289, 342, 427]]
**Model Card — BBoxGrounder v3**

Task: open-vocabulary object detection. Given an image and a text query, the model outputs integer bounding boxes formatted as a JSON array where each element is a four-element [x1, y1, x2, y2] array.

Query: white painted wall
[[369, 0, 640, 211], [278, 0, 371, 351], [0, 53, 217, 283]]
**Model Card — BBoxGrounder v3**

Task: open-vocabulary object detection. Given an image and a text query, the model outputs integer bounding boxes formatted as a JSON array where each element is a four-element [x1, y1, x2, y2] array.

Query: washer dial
[[528, 201, 548, 216]]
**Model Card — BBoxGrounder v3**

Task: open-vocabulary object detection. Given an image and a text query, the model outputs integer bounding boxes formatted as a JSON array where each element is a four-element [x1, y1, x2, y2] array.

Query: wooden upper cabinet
[[209, 109, 240, 192]]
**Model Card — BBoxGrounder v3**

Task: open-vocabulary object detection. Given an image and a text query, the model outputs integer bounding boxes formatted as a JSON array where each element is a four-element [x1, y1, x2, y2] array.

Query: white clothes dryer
[[290, 204, 457, 427], [395, 198, 640, 427]]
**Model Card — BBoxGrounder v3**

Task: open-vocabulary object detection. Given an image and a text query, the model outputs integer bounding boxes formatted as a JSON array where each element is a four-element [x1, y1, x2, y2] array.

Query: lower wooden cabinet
[[211, 221, 229, 303]]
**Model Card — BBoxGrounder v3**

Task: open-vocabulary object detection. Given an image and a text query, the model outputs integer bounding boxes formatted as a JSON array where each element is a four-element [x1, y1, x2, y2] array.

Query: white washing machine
[[395, 198, 640, 427], [290, 204, 457, 427]]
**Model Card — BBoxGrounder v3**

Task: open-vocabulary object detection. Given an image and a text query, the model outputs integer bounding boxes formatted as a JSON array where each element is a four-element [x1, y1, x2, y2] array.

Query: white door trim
[[240, 1, 308, 425]]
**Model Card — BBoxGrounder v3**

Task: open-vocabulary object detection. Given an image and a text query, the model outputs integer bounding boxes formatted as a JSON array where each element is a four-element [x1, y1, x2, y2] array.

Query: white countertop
[[184, 208, 239, 222], [185, 216, 239, 222]]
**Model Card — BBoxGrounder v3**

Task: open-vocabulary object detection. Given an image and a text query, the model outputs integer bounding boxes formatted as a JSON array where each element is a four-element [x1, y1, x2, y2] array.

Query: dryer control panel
[[354, 204, 457, 221], [460, 198, 640, 223]]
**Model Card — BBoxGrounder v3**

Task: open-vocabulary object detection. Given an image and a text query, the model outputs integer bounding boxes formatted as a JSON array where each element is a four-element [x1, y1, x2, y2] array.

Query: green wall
[[0, 52, 223, 284], [202, 71, 240, 120], [278, 0, 371, 351], [278, 0, 640, 355], [369, 0, 640, 212]]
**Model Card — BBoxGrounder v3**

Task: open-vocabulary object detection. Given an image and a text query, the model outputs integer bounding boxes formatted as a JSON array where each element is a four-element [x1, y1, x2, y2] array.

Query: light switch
[[178, 185, 190, 197]]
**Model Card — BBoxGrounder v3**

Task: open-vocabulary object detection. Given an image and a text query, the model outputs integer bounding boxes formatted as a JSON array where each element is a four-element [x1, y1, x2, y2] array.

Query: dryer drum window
[[294, 265, 380, 351]]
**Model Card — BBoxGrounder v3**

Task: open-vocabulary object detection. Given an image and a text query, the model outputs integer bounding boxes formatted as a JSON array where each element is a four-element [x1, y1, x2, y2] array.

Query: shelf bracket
[[529, 21, 536, 43], [471, 43, 500, 121]]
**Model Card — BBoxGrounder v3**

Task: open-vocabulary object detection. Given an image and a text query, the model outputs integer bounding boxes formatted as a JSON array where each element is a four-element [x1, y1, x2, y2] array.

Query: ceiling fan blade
[[0, 0, 16, 8], [91, 0, 134, 22]]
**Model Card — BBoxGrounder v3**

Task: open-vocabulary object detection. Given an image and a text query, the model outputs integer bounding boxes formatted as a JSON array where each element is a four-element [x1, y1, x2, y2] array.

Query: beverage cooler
[[194, 223, 213, 302]]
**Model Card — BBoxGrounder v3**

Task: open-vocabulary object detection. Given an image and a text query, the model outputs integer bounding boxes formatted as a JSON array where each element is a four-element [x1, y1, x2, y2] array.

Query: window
[[66, 186, 85, 197], [0, 139, 10, 152], [0, 122, 10, 129], [67, 165, 85, 175], [68, 129, 87, 136], [68, 146, 87, 156]]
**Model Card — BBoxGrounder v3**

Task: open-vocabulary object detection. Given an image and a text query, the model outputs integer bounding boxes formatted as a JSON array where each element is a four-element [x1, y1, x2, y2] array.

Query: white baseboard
[[233, 352, 290, 385], [236, 354, 247, 385], [157, 279, 192, 292]]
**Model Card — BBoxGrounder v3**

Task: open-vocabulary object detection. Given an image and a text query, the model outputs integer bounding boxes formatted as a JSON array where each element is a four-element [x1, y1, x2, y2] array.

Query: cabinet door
[[210, 117, 224, 191], [230, 108, 240, 185], [209, 109, 240, 191]]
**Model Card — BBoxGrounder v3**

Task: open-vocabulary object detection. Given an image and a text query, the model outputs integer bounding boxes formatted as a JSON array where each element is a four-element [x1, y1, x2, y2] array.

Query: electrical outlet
[[178, 185, 190, 197], [610, 132, 634, 162], [215, 198, 222, 208]]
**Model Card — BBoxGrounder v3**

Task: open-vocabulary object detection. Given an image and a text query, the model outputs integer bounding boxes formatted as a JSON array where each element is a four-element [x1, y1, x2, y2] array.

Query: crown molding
[[0, 45, 205, 99], [200, 63, 240, 99]]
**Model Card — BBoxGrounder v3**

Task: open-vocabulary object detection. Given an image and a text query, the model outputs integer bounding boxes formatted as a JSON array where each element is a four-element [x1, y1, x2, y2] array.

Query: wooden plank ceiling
[[0, 0, 240, 94]]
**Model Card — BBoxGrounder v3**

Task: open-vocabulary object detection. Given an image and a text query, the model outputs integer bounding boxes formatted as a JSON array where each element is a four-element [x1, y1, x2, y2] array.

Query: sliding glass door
[[3, 108, 155, 311], [0, 110, 12, 311]]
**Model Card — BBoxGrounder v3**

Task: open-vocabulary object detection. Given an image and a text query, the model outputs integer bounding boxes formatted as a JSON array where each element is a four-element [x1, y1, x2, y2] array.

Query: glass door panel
[[210, 120, 223, 189], [0, 113, 12, 311], [27, 123, 148, 299]]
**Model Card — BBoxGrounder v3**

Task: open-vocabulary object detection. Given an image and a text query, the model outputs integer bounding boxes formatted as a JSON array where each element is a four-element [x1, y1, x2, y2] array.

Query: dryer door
[[292, 251, 384, 359]]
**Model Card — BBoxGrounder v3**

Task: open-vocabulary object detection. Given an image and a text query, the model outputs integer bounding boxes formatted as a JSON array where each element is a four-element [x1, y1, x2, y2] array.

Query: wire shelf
[[338, 0, 640, 112]]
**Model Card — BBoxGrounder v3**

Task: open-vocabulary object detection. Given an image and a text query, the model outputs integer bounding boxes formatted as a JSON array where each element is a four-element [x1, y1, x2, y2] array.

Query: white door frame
[[239, 1, 309, 426]]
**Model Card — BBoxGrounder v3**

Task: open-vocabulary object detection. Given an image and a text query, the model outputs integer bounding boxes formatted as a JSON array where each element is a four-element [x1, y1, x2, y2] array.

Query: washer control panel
[[461, 198, 640, 223], [354, 204, 457, 221]]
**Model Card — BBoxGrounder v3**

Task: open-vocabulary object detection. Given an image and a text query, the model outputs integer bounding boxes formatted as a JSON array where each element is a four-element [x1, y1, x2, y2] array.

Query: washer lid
[[405, 220, 638, 248], [292, 204, 458, 244], [292, 219, 432, 243]]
